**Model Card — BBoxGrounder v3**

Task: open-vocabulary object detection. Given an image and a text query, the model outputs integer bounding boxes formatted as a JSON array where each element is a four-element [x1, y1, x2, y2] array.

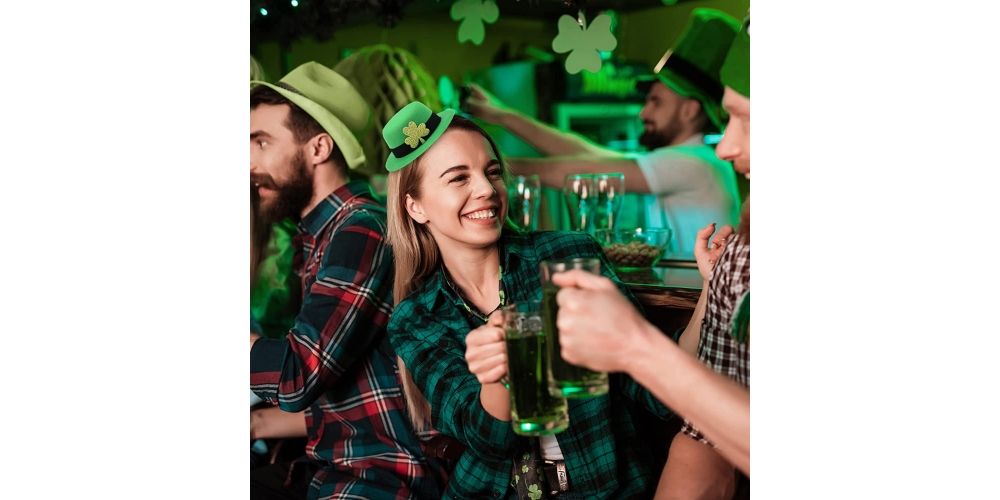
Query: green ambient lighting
[[291, 0, 298, 6], [260, 8, 268, 16]]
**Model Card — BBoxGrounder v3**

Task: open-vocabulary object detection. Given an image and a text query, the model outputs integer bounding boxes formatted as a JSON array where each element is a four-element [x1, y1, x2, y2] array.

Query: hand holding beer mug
[[550, 269, 654, 373], [464, 311, 509, 385], [540, 258, 609, 397], [502, 300, 569, 436]]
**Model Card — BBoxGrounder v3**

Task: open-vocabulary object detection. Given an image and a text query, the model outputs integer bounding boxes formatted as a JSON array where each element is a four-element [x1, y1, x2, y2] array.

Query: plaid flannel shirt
[[251, 181, 444, 499], [682, 233, 750, 444], [388, 229, 673, 499]]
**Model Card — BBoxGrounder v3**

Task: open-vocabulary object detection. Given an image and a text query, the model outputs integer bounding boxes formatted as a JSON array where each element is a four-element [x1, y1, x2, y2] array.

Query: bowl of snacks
[[595, 227, 672, 270]]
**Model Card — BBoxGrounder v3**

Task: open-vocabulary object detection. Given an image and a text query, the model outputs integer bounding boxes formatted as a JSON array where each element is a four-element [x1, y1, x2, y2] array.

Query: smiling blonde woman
[[382, 101, 675, 499]]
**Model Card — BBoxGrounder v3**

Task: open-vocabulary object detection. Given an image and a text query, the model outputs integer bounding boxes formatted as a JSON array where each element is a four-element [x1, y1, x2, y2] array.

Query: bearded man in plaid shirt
[[249, 62, 445, 499]]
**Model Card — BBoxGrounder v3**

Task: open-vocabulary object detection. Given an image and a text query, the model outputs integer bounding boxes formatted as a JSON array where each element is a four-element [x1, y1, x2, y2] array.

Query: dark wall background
[[252, 0, 749, 82]]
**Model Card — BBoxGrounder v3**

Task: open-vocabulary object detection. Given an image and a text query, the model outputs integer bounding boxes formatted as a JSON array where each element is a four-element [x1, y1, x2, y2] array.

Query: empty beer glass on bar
[[539, 258, 609, 398], [502, 300, 569, 436], [508, 174, 541, 231], [563, 174, 596, 232], [593, 172, 625, 232]]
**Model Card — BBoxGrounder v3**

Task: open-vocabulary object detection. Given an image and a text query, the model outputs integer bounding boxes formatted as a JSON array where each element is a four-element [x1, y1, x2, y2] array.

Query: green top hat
[[251, 61, 372, 170], [381, 101, 456, 173], [636, 8, 739, 132], [720, 16, 750, 98]]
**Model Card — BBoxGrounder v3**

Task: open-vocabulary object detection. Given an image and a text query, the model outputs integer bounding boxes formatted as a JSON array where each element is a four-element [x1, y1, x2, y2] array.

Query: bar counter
[[617, 261, 703, 338]]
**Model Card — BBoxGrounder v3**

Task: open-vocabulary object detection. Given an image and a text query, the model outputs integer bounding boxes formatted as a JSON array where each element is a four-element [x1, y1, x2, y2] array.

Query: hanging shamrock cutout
[[402, 121, 430, 148], [552, 11, 618, 74], [450, 0, 499, 46]]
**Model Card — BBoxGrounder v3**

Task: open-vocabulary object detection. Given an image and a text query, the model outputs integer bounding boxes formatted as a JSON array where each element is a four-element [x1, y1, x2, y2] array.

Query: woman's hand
[[464, 310, 508, 384], [694, 223, 734, 282]]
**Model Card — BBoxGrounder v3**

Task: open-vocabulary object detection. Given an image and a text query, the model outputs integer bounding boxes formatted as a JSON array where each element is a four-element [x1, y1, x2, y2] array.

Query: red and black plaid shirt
[[251, 181, 444, 499]]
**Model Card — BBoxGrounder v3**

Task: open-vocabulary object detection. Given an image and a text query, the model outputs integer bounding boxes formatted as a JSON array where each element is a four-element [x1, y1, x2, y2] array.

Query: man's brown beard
[[639, 117, 684, 150], [258, 150, 313, 224]]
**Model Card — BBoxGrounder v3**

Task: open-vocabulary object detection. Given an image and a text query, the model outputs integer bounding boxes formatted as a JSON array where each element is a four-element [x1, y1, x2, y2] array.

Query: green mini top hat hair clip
[[382, 101, 457, 172]]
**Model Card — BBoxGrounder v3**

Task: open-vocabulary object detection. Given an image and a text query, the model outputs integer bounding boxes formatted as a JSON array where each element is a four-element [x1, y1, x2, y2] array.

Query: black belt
[[541, 460, 570, 496]]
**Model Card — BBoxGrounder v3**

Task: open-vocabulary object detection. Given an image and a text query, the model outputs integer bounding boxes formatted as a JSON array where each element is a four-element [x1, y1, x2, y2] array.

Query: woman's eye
[[449, 174, 468, 184], [487, 168, 502, 178]]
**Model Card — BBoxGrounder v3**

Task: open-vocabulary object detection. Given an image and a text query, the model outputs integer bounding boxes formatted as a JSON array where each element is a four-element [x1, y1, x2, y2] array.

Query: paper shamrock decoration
[[402, 121, 430, 148], [552, 12, 618, 74], [450, 0, 499, 45]]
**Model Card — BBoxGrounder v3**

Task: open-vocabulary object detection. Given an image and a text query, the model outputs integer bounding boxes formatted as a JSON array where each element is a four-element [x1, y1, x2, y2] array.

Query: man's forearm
[[497, 110, 623, 158], [628, 325, 750, 474]]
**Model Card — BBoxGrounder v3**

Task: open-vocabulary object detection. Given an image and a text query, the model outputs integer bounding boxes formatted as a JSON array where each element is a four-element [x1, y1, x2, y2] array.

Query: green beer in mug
[[502, 301, 569, 436], [540, 258, 609, 398]]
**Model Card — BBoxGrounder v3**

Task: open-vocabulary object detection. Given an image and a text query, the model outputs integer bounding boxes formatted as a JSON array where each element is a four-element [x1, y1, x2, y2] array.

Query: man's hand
[[693, 223, 734, 282], [464, 311, 508, 384], [552, 270, 654, 373], [463, 83, 510, 125]]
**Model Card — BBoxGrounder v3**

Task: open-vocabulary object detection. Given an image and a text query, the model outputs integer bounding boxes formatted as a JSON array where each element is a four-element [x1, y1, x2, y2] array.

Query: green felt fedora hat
[[251, 61, 371, 170], [382, 101, 456, 173], [720, 16, 750, 98], [636, 8, 739, 132]]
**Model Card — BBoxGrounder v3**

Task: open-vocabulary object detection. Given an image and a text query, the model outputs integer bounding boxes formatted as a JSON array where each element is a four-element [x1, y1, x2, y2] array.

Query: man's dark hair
[[250, 85, 348, 175]]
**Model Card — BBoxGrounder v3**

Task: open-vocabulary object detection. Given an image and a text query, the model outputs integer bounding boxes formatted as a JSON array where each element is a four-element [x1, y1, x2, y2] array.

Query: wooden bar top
[[617, 261, 703, 310]]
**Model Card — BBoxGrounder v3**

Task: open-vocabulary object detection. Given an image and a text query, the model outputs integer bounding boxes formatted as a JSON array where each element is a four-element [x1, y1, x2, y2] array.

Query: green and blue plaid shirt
[[388, 229, 673, 499]]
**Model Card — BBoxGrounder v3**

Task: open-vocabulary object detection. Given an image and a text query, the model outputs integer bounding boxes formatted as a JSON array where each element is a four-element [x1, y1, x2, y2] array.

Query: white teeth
[[465, 209, 496, 220]]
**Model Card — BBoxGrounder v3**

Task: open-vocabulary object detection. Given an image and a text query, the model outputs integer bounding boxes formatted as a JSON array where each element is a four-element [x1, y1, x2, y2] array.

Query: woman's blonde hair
[[386, 115, 509, 430]]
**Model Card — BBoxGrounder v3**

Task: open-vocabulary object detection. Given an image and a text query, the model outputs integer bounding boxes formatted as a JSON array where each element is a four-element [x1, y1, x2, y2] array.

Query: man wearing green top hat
[[465, 8, 741, 261], [248, 62, 444, 499], [543, 14, 751, 497]]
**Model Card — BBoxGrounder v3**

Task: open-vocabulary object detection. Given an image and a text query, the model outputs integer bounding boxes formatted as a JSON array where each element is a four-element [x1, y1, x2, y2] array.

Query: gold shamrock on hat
[[402, 121, 430, 148]]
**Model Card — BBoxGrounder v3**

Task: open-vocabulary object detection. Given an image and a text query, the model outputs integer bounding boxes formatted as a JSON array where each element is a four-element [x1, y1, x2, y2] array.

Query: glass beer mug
[[539, 258, 609, 398], [502, 300, 570, 435]]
